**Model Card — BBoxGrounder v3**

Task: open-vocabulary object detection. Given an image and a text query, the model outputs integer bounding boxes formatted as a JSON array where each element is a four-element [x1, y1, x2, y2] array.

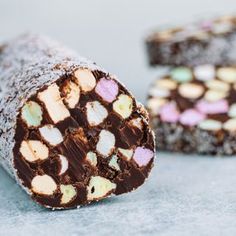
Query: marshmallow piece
[[228, 104, 236, 118], [178, 83, 204, 99], [196, 99, 229, 114], [213, 22, 233, 34], [146, 98, 167, 115], [118, 148, 133, 161], [198, 119, 222, 131], [20, 140, 49, 163], [217, 67, 236, 83], [113, 94, 133, 119], [86, 101, 108, 126], [95, 78, 119, 103], [38, 83, 70, 124], [86, 152, 97, 166], [155, 78, 177, 90], [58, 155, 69, 175], [133, 147, 154, 167], [87, 176, 116, 201], [204, 90, 227, 102], [194, 64, 215, 81], [217, 15, 235, 22], [60, 185, 77, 204], [96, 130, 115, 156], [74, 68, 96, 92], [171, 67, 193, 83], [62, 80, 80, 109], [160, 102, 180, 123], [148, 87, 170, 98], [39, 125, 63, 146], [223, 119, 236, 132], [206, 80, 230, 92], [21, 101, 43, 127], [179, 109, 205, 126], [201, 20, 213, 30], [109, 155, 120, 171], [31, 175, 57, 195], [157, 30, 173, 41]]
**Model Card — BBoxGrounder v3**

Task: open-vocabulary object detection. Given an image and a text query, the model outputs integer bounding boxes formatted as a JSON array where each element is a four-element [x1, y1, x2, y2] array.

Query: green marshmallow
[[60, 185, 77, 204], [21, 101, 43, 127], [87, 176, 116, 201], [171, 67, 193, 83], [109, 155, 120, 171]]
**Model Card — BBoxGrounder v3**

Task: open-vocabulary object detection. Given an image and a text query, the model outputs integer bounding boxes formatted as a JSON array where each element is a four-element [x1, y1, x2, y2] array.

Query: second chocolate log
[[0, 34, 155, 209], [146, 15, 236, 66], [147, 65, 236, 155]]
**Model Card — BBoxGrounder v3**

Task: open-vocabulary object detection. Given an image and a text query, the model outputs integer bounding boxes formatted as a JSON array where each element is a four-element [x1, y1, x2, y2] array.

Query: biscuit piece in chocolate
[[0, 34, 155, 209], [146, 15, 236, 66], [147, 65, 236, 155]]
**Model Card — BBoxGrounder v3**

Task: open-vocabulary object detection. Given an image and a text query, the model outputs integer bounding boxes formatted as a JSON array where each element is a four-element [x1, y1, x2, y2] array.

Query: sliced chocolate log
[[146, 15, 236, 66], [147, 65, 236, 155], [0, 34, 155, 209]]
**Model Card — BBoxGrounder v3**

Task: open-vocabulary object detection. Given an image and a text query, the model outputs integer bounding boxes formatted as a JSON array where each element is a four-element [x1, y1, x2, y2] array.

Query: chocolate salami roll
[[0, 34, 155, 209], [146, 15, 236, 66], [147, 65, 236, 155]]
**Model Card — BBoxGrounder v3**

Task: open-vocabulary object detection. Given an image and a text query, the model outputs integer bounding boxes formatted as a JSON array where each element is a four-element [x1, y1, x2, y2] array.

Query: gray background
[[1, 0, 236, 235]]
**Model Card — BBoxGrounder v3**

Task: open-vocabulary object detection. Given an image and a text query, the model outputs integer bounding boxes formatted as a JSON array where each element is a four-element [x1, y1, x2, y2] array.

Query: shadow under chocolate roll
[[0, 34, 155, 209]]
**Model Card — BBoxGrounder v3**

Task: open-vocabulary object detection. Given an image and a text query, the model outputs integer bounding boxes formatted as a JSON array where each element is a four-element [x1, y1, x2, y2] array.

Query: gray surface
[[1, 153, 236, 236], [1, 0, 236, 235]]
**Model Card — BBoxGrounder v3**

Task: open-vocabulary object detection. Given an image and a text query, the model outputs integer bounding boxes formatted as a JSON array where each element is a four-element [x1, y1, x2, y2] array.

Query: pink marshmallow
[[160, 102, 180, 123], [133, 147, 154, 167], [95, 78, 119, 103], [201, 21, 213, 30], [196, 99, 229, 114], [180, 109, 206, 126]]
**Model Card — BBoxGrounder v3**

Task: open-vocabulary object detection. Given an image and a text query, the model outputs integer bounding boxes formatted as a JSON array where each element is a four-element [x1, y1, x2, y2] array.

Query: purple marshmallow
[[180, 109, 206, 126], [196, 99, 229, 114], [133, 147, 154, 167], [160, 102, 180, 123], [95, 78, 119, 103]]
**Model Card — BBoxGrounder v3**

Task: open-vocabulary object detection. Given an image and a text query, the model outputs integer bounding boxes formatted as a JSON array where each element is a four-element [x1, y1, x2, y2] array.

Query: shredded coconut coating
[[153, 119, 236, 155], [146, 15, 236, 66], [0, 34, 105, 179], [0, 34, 154, 205], [147, 35, 236, 66]]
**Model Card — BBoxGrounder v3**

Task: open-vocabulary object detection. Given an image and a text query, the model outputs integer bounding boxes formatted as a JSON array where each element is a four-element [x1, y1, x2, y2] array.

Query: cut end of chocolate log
[[0, 34, 155, 209], [147, 64, 236, 155], [15, 68, 155, 209]]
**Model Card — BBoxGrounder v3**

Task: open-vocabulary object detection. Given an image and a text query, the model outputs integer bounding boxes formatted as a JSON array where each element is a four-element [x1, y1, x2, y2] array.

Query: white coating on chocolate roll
[[0, 34, 155, 208], [0, 34, 101, 181]]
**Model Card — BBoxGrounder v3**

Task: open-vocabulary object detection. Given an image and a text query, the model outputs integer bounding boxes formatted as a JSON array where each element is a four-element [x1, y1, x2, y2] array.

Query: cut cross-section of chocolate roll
[[147, 65, 236, 155], [146, 15, 236, 66], [0, 34, 155, 209]]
